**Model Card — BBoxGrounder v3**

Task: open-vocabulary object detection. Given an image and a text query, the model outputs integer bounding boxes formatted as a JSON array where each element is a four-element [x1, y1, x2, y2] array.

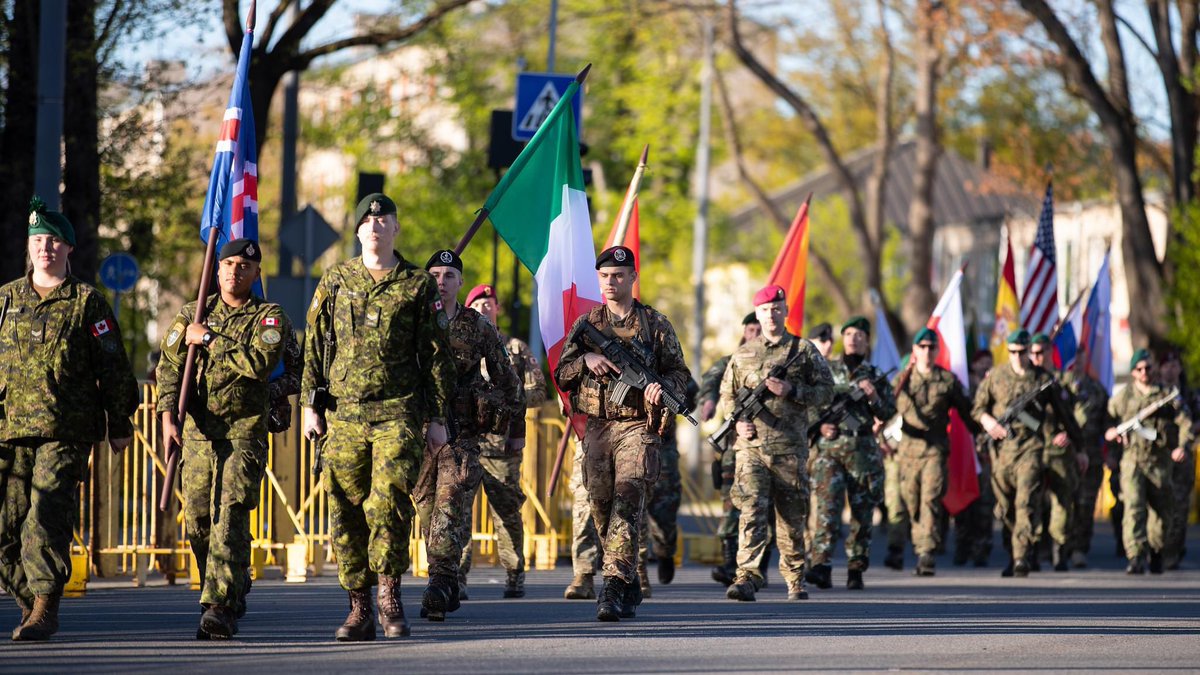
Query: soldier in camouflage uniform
[[555, 246, 691, 622], [1054, 356, 1110, 569], [954, 349, 995, 566], [889, 328, 982, 576], [974, 329, 1081, 577], [1106, 349, 1190, 574], [700, 313, 760, 587], [564, 433, 601, 600], [720, 286, 833, 602], [418, 252, 523, 620], [454, 283, 541, 600], [640, 375, 699, 593], [0, 199, 137, 641], [1028, 334, 1090, 571], [302, 194, 456, 641], [157, 238, 290, 639], [806, 316, 896, 591], [1150, 349, 1197, 570]]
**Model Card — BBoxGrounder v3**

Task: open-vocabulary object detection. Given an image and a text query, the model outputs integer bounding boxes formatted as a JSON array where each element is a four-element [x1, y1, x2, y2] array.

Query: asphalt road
[[3, 529, 1199, 673]]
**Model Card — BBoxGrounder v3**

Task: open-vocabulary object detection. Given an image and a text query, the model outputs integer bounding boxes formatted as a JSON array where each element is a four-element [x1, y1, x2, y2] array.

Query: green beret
[[913, 327, 937, 346], [1007, 329, 1031, 346], [1130, 348, 1151, 370], [354, 192, 397, 225], [841, 315, 870, 335], [27, 195, 76, 247], [219, 238, 262, 262], [1031, 332, 1051, 346]]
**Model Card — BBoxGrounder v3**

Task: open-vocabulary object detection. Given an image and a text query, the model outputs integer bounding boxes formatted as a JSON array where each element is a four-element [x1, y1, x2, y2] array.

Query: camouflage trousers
[[1038, 453, 1079, 548], [646, 440, 681, 560], [0, 440, 88, 607], [1149, 451, 1195, 566], [459, 451, 526, 575], [582, 418, 659, 584], [182, 437, 266, 611], [1069, 456, 1105, 555], [1122, 455, 1174, 559], [954, 456, 994, 563], [883, 454, 908, 551], [569, 441, 601, 576], [731, 447, 808, 585], [810, 438, 884, 571], [898, 450, 947, 556], [324, 416, 423, 590], [415, 438, 483, 582], [716, 444, 739, 539], [992, 450, 1042, 561]]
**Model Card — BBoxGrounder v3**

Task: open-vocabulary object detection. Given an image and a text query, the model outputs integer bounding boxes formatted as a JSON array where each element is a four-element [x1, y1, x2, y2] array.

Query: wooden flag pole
[[610, 144, 649, 246]]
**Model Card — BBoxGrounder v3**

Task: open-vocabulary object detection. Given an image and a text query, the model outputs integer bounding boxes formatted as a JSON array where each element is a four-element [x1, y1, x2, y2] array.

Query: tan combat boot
[[10, 598, 32, 641], [12, 593, 60, 641], [564, 573, 595, 599], [335, 588, 376, 641], [376, 576, 410, 638]]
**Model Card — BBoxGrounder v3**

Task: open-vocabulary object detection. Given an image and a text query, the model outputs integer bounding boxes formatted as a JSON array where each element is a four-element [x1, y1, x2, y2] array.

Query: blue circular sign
[[99, 252, 140, 292]]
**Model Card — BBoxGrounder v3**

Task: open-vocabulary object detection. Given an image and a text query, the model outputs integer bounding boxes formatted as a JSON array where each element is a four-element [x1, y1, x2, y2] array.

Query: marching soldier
[[564, 425, 602, 600], [302, 194, 456, 641], [554, 246, 691, 622], [807, 316, 896, 591], [955, 349, 996, 566], [1105, 349, 1189, 574], [1152, 349, 1197, 570], [0, 198, 137, 641], [720, 286, 833, 601], [1058, 356, 1110, 569], [157, 238, 291, 639], [640, 375, 698, 593], [455, 283, 541, 600], [890, 328, 982, 576]]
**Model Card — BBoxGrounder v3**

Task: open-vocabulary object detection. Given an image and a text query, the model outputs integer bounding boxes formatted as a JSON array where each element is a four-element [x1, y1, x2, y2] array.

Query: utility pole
[[529, 0, 561, 360], [689, 17, 714, 472]]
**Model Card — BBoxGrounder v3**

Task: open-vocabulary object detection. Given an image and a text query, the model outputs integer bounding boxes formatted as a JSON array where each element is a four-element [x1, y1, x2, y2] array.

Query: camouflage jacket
[[301, 254, 455, 424], [699, 355, 731, 408], [157, 295, 290, 441], [447, 305, 524, 439], [893, 365, 980, 457], [497, 334, 547, 409], [1108, 382, 1186, 465], [269, 326, 303, 404], [973, 363, 1075, 461], [0, 275, 137, 443], [719, 333, 834, 456], [555, 302, 690, 433], [818, 356, 897, 442], [1058, 370, 1109, 457]]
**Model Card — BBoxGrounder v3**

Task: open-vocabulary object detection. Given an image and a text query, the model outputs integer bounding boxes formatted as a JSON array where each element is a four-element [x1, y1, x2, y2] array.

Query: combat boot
[[335, 588, 376, 642], [725, 572, 758, 602], [786, 579, 808, 601], [884, 546, 904, 571], [846, 569, 864, 590], [596, 577, 625, 622], [758, 547, 772, 589], [658, 555, 675, 585], [1052, 544, 1069, 572], [376, 575, 411, 638], [421, 575, 459, 622], [503, 569, 525, 598], [621, 577, 643, 618], [564, 573, 595, 599], [1013, 557, 1030, 578], [198, 605, 238, 640], [804, 563, 832, 590], [1070, 550, 1088, 569], [236, 568, 253, 619], [12, 593, 60, 642], [638, 559, 652, 599], [1125, 554, 1146, 575], [10, 598, 32, 641], [710, 536, 737, 587], [1149, 550, 1164, 575], [457, 571, 469, 601], [915, 554, 936, 577]]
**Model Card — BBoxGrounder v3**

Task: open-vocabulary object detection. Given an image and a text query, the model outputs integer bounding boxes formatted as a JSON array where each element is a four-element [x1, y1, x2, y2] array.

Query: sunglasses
[[915, 343, 936, 350], [1030, 350, 1045, 356], [1132, 365, 1149, 372], [1008, 348, 1026, 354]]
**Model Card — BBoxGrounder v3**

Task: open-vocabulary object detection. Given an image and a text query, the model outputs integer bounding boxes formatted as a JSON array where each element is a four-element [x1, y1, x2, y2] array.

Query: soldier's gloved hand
[[700, 399, 717, 422], [764, 377, 792, 398], [426, 421, 448, 449], [735, 420, 757, 440], [820, 423, 838, 440], [1171, 447, 1187, 463], [110, 436, 132, 454], [302, 407, 326, 440], [1052, 431, 1070, 448]]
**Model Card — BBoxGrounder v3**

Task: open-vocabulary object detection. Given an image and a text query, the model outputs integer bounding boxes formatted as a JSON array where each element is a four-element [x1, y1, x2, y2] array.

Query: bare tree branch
[[260, 0, 296, 48], [295, 0, 476, 68], [224, 0, 242, 58], [1114, 12, 1157, 59]]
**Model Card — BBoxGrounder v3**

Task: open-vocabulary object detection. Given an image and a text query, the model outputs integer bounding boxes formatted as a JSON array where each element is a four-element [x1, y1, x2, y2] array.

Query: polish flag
[[927, 266, 979, 515]]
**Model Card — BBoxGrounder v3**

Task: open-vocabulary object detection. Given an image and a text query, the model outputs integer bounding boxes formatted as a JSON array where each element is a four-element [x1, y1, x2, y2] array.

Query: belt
[[900, 422, 947, 442]]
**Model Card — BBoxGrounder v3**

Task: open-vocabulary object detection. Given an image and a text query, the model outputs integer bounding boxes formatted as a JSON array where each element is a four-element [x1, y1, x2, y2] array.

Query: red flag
[[605, 199, 641, 299], [766, 196, 811, 336], [927, 266, 980, 515]]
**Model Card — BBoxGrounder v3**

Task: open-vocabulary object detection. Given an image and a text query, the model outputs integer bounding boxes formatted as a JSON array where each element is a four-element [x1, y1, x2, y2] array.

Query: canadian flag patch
[[432, 299, 444, 312], [91, 319, 111, 337], [262, 317, 279, 327]]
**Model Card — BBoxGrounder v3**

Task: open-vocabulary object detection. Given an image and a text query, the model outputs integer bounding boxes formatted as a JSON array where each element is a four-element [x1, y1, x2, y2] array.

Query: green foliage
[[1166, 200, 1200, 376]]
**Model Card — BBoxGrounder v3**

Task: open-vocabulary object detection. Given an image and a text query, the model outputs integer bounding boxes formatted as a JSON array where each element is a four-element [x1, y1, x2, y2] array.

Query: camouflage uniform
[[1153, 388, 1197, 567], [893, 365, 978, 557], [1061, 372, 1108, 558], [157, 295, 290, 613], [301, 255, 455, 591], [955, 376, 994, 565], [646, 422, 682, 563], [457, 334, 541, 578], [810, 357, 896, 572], [414, 306, 522, 583], [1037, 373, 1082, 557], [0, 276, 136, 610], [719, 334, 833, 589], [569, 441, 601, 576], [555, 303, 690, 585], [701, 355, 739, 538]]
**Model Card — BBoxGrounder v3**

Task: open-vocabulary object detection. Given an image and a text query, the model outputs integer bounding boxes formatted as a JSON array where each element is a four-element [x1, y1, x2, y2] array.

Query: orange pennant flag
[[766, 196, 811, 336], [605, 198, 641, 299]]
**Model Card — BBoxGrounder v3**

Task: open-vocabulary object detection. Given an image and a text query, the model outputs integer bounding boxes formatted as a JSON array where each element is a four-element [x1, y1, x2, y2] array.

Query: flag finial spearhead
[[575, 63, 592, 83], [246, 0, 257, 31]]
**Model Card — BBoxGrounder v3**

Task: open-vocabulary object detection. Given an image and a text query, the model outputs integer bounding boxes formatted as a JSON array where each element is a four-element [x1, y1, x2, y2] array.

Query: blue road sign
[[99, 252, 140, 293], [512, 72, 582, 142]]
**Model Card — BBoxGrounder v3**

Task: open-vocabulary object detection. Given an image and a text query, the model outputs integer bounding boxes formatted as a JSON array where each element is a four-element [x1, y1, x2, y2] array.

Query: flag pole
[[160, 1, 256, 512], [611, 144, 649, 246], [1049, 288, 1088, 341]]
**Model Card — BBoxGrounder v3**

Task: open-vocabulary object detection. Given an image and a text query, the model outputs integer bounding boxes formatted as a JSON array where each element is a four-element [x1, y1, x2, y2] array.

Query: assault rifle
[[808, 368, 895, 443], [574, 321, 698, 426], [1114, 388, 1180, 442], [994, 378, 1054, 434], [305, 285, 338, 476], [707, 347, 806, 454]]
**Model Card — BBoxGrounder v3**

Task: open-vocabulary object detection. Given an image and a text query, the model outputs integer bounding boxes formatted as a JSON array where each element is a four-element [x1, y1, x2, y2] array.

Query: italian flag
[[483, 77, 601, 421], [928, 266, 979, 515]]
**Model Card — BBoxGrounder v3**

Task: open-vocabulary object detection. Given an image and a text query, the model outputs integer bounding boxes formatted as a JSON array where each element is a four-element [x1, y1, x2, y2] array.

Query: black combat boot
[[565, 573, 595, 599], [621, 576, 643, 618], [377, 576, 411, 638], [335, 589, 376, 642], [1149, 550, 1164, 575], [725, 572, 758, 602], [503, 570, 526, 598], [198, 605, 238, 640], [1013, 557, 1031, 577], [1126, 554, 1146, 575], [421, 575, 459, 622], [804, 563, 832, 590], [457, 570, 469, 601], [658, 555, 675, 585], [884, 546, 904, 571], [915, 554, 936, 577], [1052, 544, 1069, 572], [10, 598, 32, 641], [846, 569, 864, 590], [711, 537, 737, 587], [596, 577, 626, 622], [236, 568, 253, 619], [12, 593, 61, 642]]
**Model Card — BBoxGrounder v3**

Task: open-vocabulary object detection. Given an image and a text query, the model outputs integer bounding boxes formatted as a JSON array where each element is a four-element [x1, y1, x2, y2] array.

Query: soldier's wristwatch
[[201, 330, 215, 347]]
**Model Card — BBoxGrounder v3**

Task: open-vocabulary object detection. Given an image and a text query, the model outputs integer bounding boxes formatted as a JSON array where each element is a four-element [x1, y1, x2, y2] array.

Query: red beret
[[753, 284, 786, 306], [465, 284, 496, 307]]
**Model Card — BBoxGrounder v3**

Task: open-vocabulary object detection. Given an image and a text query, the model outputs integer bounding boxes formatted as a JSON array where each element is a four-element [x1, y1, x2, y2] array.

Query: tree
[[0, 0, 39, 283]]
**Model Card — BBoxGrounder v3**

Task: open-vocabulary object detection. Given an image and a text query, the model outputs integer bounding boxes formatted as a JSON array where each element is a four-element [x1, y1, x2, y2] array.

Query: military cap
[[742, 312, 759, 326], [1031, 332, 1052, 346], [27, 195, 76, 247], [465, 284, 496, 307], [1007, 329, 1031, 346], [753, 284, 786, 306], [912, 327, 938, 346], [595, 245, 636, 269], [841, 315, 871, 335], [354, 192, 397, 225], [1130, 348, 1152, 370], [426, 249, 463, 272], [219, 238, 262, 262], [808, 322, 833, 341]]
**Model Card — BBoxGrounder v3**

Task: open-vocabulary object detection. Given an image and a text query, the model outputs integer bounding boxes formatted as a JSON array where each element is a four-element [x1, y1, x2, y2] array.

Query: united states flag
[[1020, 183, 1058, 336]]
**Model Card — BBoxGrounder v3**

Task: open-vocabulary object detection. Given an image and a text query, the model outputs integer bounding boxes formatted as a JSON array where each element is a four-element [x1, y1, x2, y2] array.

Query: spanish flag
[[990, 228, 1020, 363], [766, 195, 811, 336]]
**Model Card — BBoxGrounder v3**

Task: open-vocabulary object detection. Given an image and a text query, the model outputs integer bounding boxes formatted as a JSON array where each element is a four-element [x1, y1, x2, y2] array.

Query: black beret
[[742, 312, 759, 326], [426, 249, 463, 272], [354, 192, 397, 225], [595, 245, 636, 269], [841, 315, 870, 335], [219, 238, 262, 262], [808, 322, 833, 341]]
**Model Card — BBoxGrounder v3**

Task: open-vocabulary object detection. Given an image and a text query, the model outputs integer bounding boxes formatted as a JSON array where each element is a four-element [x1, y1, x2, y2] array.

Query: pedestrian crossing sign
[[512, 72, 582, 142]]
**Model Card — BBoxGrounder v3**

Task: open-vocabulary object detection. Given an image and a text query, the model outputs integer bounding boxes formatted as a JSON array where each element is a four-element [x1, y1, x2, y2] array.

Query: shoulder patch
[[262, 316, 279, 327], [307, 286, 328, 325], [432, 298, 444, 313], [261, 329, 281, 345]]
